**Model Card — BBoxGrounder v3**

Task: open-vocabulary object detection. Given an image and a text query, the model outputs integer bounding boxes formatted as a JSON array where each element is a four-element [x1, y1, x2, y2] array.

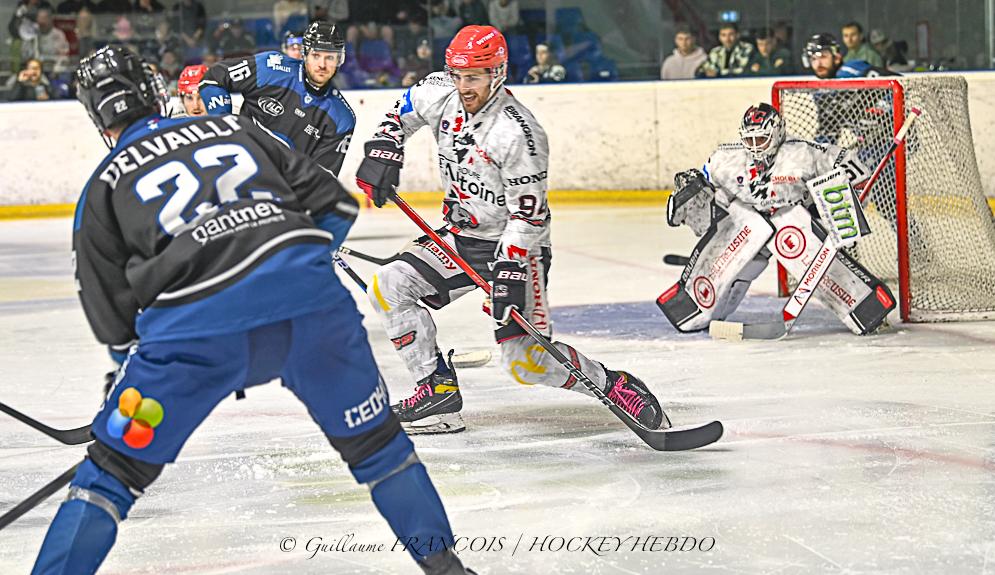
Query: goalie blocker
[[657, 197, 896, 335]]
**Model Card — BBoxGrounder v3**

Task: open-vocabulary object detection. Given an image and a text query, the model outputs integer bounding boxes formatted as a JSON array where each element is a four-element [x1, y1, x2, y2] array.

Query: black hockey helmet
[[802, 33, 841, 68], [302, 21, 345, 63], [76, 45, 166, 146]]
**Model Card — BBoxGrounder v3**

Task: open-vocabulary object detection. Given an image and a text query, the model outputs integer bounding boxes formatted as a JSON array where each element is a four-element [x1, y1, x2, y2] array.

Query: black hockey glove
[[442, 199, 479, 229], [356, 140, 403, 208], [490, 260, 528, 326]]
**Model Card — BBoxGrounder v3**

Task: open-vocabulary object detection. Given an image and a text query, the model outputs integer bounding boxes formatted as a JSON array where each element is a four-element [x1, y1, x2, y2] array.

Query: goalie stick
[[0, 401, 93, 445], [334, 253, 493, 369], [710, 107, 922, 341], [388, 192, 722, 451], [663, 254, 689, 266], [0, 461, 81, 531]]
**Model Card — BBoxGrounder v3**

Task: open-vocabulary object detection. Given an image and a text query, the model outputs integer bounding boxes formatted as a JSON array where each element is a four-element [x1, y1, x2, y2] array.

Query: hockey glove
[[668, 169, 716, 236], [490, 260, 528, 326], [442, 199, 479, 229], [356, 141, 404, 208]]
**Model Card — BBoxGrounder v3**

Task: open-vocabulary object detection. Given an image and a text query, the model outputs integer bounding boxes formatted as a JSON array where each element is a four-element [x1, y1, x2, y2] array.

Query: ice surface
[[2, 207, 994, 574]]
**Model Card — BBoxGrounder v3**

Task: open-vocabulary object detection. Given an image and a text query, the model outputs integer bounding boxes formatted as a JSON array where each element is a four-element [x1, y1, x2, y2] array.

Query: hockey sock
[[350, 432, 455, 562], [32, 458, 136, 575], [433, 352, 451, 376]]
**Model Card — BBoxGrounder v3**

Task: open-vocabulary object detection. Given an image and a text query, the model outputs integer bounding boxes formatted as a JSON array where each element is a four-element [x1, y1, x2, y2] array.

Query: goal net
[[773, 76, 995, 322]]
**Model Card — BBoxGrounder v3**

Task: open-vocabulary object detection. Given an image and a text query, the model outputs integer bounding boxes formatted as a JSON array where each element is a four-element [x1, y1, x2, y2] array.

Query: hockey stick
[[0, 461, 81, 531], [388, 192, 722, 451], [710, 107, 922, 341], [334, 253, 493, 368], [337, 245, 391, 266], [0, 401, 93, 445]]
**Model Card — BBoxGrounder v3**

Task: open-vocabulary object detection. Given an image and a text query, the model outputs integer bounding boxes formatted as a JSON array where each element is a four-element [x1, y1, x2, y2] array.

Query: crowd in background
[[1, 0, 920, 102], [661, 20, 910, 81]]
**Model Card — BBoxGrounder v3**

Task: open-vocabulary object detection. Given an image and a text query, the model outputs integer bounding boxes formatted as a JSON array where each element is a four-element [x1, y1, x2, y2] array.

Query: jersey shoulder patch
[[255, 51, 298, 87]]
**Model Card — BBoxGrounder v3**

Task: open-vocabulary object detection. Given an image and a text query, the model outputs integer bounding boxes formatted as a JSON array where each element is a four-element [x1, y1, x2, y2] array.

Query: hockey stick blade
[[337, 245, 391, 266], [0, 402, 93, 445], [663, 254, 689, 266], [450, 349, 492, 368], [629, 418, 724, 451], [709, 320, 787, 341], [0, 461, 80, 531]]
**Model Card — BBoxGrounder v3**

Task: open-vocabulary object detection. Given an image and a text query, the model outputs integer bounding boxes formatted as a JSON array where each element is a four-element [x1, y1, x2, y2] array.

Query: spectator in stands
[[700, 23, 754, 77], [458, 0, 489, 26], [314, 0, 348, 24], [171, 0, 206, 53], [95, 0, 132, 13], [660, 24, 706, 80], [488, 0, 519, 33], [75, 6, 98, 57], [401, 39, 432, 87], [393, 10, 429, 69], [158, 49, 182, 82], [22, 8, 70, 75], [869, 29, 909, 71], [429, 1, 462, 40], [273, 0, 308, 35], [111, 13, 133, 42], [56, 0, 92, 14], [213, 18, 256, 58], [4, 58, 53, 101], [749, 28, 792, 76], [841, 21, 884, 67], [524, 43, 566, 83], [131, 0, 164, 39], [282, 31, 303, 60]]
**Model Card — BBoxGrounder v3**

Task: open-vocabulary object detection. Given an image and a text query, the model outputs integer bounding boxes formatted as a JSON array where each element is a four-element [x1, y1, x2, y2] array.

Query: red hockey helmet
[[446, 25, 508, 91], [177, 64, 207, 95]]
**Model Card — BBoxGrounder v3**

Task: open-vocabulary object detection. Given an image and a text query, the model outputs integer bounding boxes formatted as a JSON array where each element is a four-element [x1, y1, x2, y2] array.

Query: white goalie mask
[[739, 103, 786, 164]]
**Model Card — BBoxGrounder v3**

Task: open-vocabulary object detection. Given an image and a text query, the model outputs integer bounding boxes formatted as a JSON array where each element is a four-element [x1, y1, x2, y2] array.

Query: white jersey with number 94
[[369, 72, 551, 259]]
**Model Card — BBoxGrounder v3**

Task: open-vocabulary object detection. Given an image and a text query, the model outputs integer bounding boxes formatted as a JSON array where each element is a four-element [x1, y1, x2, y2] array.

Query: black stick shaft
[[0, 461, 80, 530]]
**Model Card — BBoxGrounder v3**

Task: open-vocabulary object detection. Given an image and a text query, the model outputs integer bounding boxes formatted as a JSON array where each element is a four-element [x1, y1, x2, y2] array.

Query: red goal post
[[771, 77, 995, 323]]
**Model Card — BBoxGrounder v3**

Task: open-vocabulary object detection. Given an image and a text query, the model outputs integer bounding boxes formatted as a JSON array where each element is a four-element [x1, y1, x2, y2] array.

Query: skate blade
[[401, 412, 466, 435], [451, 350, 491, 368]]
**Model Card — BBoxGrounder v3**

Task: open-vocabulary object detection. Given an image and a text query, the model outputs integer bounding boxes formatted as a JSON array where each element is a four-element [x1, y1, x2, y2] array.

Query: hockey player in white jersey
[[657, 103, 896, 334], [355, 25, 668, 434]]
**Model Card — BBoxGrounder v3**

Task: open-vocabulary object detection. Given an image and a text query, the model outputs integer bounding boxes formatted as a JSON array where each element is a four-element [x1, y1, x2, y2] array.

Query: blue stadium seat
[[564, 61, 585, 82], [505, 34, 532, 83], [588, 56, 618, 82], [562, 30, 602, 66], [555, 7, 585, 36], [358, 39, 397, 74], [254, 18, 277, 49], [281, 14, 309, 37]]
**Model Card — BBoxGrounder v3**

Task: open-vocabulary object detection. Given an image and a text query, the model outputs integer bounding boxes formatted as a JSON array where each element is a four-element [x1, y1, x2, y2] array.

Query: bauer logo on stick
[[807, 168, 870, 249]]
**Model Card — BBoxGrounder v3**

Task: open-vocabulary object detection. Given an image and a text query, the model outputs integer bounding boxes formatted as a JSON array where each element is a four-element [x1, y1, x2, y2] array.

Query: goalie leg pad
[[768, 205, 896, 334], [658, 201, 774, 332]]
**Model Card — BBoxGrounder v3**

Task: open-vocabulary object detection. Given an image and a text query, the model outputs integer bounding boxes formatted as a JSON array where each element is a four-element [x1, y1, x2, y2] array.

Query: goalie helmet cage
[[772, 76, 995, 322]]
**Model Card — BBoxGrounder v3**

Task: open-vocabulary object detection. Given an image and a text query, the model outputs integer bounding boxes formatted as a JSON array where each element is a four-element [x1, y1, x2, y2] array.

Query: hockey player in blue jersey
[[803, 33, 897, 79], [200, 21, 355, 175], [32, 45, 474, 575]]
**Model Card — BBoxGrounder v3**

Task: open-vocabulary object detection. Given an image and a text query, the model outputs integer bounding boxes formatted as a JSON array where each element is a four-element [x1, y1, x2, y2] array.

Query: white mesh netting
[[775, 76, 995, 321]]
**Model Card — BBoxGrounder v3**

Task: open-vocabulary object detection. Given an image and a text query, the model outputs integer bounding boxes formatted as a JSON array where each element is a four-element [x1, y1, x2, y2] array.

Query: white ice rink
[[2, 206, 994, 574]]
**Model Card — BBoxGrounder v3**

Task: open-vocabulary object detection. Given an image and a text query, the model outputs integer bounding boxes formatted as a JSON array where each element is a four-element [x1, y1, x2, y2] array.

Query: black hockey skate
[[419, 548, 477, 575], [604, 370, 670, 430], [393, 351, 465, 435]]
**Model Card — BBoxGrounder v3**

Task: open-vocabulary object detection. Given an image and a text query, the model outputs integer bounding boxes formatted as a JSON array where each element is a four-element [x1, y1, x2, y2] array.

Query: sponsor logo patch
[[259, 96, 284, 116], [693, 276, 715, 309], [391, 331, 417, 350], [775, 226, 806, 259]]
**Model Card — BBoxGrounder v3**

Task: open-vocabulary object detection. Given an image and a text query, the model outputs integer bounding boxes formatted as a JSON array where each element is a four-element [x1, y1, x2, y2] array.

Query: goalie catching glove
[[668, 169, 717, 236], [356, 141, 404, 207], [490, 259, 527, 326]]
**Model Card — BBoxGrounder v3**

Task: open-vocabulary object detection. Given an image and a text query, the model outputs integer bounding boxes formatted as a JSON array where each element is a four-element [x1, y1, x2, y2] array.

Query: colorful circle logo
[[105, 388, 164, 449]]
